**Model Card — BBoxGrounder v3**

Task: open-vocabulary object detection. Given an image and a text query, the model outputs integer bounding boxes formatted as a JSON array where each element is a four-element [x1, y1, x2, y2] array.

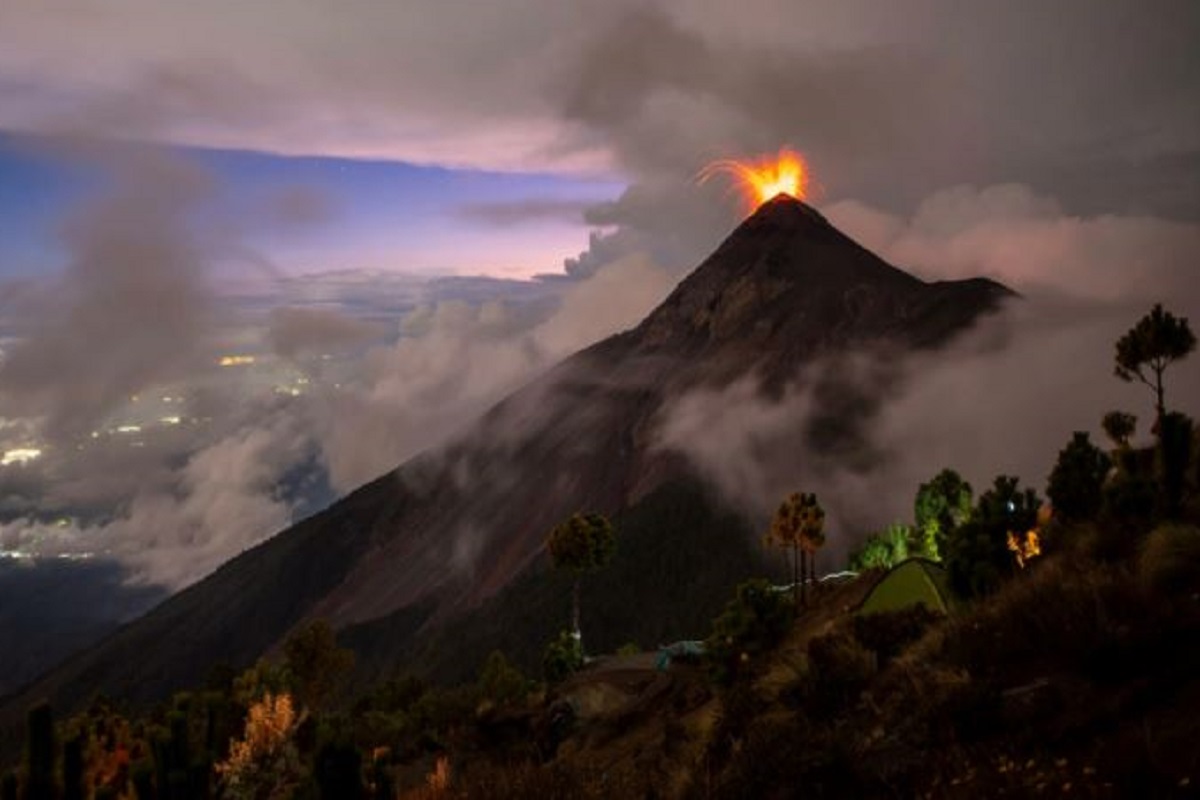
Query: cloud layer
[[2, 1, 1196, 217]]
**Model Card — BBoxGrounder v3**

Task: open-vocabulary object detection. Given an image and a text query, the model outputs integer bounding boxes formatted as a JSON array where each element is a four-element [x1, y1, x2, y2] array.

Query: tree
[[314, 737, 364, 800], [848, 524, 914, 571], [542, 630, 584, 685], [62, 733, 84, 800], [944, 476, 1040, 598], [914, 469, 973, 558], [1115, 304, 1196, 433], [546, 512, 615, 651], [476, 651, 527, 707], [24, 702, 54, 800], [215, 693, 302, 799], [799, 497, 827, 593], [1047, 432, 1111, 523], [765, 492, 824, 607], [283, 620, 355, 712], [1102, 411, 1137, 450], [1156, 412, 1195, 520]]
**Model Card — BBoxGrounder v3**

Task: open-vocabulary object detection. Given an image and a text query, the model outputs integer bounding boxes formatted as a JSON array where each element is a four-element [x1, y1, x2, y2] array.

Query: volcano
[[0, 197, 1013, 730]]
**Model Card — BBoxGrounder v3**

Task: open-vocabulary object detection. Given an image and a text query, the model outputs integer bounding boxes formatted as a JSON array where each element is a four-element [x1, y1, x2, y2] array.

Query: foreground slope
[[1, 196, 1012, 730]]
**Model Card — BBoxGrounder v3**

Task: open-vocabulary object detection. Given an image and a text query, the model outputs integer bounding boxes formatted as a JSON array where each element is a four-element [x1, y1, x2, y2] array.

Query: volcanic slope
[[0, 196, 1013, 724]]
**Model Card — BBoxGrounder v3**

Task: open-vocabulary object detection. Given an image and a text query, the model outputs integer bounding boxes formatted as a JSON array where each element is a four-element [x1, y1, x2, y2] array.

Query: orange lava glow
[[698, 148, 810, 214]]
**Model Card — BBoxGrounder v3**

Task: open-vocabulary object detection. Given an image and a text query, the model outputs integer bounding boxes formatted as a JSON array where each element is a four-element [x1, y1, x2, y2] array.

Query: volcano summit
[[0, 196, 1014, 727]]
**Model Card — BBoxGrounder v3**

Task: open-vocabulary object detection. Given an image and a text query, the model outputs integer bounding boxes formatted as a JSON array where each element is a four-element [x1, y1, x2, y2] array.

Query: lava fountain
[[698, 148, 811, 215]]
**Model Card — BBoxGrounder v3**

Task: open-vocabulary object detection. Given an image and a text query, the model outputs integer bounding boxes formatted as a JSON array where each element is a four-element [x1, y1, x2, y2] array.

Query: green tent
[[856, 558, 954, 616]]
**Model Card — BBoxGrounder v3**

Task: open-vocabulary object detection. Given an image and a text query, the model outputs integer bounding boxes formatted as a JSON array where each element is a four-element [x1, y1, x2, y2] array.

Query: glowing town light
[[218, 355, 257, 367], [1, 447, 42, 466]]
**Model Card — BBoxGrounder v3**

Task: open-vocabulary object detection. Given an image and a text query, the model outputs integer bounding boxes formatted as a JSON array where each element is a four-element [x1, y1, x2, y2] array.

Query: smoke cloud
[[0, 148, 216, 440], [266, 306, 388, 361], [655, 191, 1200, 562], [308, 253, 676, 493]]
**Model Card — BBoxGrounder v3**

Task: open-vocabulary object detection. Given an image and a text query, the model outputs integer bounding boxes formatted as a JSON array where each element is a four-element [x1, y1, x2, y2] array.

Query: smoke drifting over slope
[[655, 187, 1200, 560], [304, 253, 676, 493], [0, 145, 677, 589]]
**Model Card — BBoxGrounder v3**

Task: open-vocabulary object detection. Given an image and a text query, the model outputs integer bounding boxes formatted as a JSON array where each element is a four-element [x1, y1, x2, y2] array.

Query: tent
[[856, 558, 954, 616], [655, 640, 706, 671]]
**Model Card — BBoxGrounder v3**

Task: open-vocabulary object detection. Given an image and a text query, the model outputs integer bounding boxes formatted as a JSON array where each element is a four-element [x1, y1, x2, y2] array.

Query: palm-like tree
[[766, 492, 825, 607]]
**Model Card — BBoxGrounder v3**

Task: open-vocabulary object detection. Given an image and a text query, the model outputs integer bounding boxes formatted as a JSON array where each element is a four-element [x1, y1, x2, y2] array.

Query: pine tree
[[1115, 304, 1196, 434]]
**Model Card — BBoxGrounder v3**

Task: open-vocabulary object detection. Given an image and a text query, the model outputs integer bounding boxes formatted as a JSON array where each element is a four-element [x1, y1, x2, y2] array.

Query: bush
[[931, 559, 1161, 682], [705, 579, 794, 685], [1102, 473, 1156, 529], [476, 651, 528, 707], [1156, 412, 1195, 519], [541, 631, 583, 685], [944, 476, 1040, 598], [1047, 432, 1110, 523], [1139, 524, 1200, 593], [852, 605, 944, 667], [803, 628, 877, 715], [848, 524, 915, 571]]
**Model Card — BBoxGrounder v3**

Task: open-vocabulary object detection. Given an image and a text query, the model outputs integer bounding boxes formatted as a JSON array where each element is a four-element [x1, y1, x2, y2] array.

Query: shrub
[[852, 605, 944, 667], [541, 631, 583, 685], [1139, 523, 1200, 593], [1102, 473, 1156, 530], [705, 579, 794, 685], [1047, 432, 1110, 523], [944, 476, 1040, 598], [804, 628, 877, 715], [848, 524, 914, 571], [215, 692, 302, 800], [476, 651, 528, 707], [931, 559, 1162, 682]]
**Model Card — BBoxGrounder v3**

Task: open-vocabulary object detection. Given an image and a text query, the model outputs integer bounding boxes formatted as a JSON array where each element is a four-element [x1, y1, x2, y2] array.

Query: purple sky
[[0, 134, 623, 281], [1, 1, 1197, 285]]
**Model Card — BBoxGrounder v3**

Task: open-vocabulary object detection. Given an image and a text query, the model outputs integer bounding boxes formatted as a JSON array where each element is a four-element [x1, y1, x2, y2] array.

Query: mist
[[654, 191, 1200, 562]]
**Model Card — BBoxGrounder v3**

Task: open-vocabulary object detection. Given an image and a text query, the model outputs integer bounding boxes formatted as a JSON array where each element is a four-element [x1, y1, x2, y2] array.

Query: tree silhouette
[[1115, 304, 1196, 433], [914, 469, 973, 558], [1156, 412, 1195, 519], [1047, 432, 1110, 523], [546, 512, 615, 651], [24, 702, 54, 800], [1102, 411, 1137, 450], [766, 492, 825, 607], [800, 497, 826, 593], [282, 619, 355, 712], [944, 476, 1040, 598]]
